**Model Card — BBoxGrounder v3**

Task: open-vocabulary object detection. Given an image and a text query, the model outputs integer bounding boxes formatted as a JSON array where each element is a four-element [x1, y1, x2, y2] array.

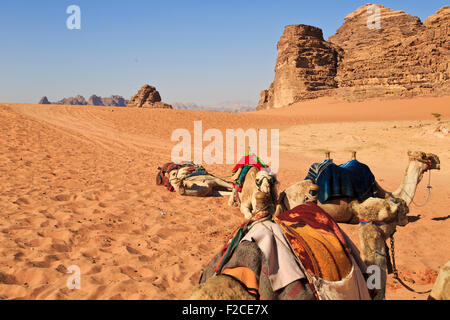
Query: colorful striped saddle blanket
[[232, 153, 268, 191], [274, 202, 353, 282]]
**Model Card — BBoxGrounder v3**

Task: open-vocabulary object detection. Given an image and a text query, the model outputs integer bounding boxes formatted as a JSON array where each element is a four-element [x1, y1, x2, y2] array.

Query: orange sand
[[0, 96, 449, 300]]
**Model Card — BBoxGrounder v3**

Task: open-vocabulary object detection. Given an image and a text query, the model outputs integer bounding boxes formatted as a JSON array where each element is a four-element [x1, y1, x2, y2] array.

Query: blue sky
[[0, 1, 447, 105]]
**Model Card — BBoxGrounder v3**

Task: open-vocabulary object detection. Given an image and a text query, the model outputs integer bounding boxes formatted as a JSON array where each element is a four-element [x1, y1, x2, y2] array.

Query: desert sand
[[0, 96, 449, 300]]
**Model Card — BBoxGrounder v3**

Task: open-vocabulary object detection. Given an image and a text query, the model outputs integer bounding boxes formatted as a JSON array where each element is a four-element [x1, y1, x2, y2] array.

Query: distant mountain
[[38, 94, 256, 112], [38, 95, 129, 107], [171, 102, 256, 113]]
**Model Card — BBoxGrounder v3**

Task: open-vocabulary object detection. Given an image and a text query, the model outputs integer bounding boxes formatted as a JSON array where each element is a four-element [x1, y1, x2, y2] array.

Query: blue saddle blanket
[[305, 159, 377, 203]]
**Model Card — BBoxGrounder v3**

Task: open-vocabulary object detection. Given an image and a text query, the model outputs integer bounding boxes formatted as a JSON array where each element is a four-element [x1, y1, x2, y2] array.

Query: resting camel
[[189, 192, 372, 300], [275, 151, 440, 224], [168, 166, 233, 197], [274, 150, 439, 299], [227, 166, 278, 219]]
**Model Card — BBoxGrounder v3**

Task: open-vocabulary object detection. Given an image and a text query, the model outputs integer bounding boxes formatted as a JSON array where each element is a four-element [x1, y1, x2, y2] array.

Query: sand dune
[[0, 96, 449, 299]]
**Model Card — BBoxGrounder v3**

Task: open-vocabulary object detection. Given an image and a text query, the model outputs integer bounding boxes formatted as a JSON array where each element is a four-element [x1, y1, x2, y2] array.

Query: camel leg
[[358, 223, 387, 300], [240, 200, 253, 219], [180, 182, 214, 197], [211, 177, 233, 190], [228, 187, 236, 207]]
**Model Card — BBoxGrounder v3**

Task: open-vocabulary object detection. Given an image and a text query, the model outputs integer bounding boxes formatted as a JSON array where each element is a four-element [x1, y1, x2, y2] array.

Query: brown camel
[[227, 166, 278, 219], [275, 151, 440, 224], [273, 150, 440, 299], [355, 197, 409, 300], [168, 166, 233, 197]]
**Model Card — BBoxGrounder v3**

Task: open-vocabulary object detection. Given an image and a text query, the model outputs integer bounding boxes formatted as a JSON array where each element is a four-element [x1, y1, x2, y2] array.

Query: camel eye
[[309, 190, 318, 196]]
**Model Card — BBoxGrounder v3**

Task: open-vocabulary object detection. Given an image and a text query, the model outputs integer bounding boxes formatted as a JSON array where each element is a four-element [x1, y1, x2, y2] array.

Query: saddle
[[232, 152, 268, 192], [274, 202, 353, 282], [305, 159, 378, 203], [209, 202, 370, 299]]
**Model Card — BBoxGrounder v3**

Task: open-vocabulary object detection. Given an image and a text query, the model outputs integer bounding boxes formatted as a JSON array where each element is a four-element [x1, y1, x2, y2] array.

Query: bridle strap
[[359, 218, 396, 226]]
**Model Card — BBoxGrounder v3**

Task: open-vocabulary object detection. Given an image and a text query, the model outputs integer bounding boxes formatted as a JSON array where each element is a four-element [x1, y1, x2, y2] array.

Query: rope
[[389, 236, 431, 294], [411, 170, 432, 207]]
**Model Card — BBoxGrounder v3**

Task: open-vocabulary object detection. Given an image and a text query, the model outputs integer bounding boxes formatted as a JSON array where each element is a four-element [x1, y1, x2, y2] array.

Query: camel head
[[407, 151, 441, 174], [355, 197, 408, 239], [167, 167, 191, 187], [255, 170, 277, 194], [254, 170, 278, 213], [286, 179, 319, 205]]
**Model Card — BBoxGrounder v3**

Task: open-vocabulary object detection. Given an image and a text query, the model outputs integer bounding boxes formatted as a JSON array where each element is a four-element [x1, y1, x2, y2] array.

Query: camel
[[189, 192, 371, 300], [428, 260, 450, 300], [275, 151, 440, 224], [227, 166, 278, 219], [168, 166, 233, 197], [356, 197, 408, 300], [273, 150, 440, 299]]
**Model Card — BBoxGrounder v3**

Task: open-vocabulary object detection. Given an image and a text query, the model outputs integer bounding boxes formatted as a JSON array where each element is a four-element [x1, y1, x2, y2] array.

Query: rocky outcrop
[[127, 85, 172, 109], [39, 95, 128, 106], [329, 4, 449, 100], [38, 96, 51, 104], [258, 25, 341, 110], [88, 95, 104, 106], [102, 95, 128, 107], [257, 4, 450, 109], [172, 102, 256, 113], [56, 95, 88, 105]]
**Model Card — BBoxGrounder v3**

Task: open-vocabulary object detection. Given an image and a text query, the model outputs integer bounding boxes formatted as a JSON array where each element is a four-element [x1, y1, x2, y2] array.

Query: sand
[[0, 96, 449, 300]]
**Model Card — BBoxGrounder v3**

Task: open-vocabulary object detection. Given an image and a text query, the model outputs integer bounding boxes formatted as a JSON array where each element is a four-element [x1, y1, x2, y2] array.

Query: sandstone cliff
[[127, 85, 173, 109], [258, 25, 341, 110], [257, 4, 449, 109], [329, 4, 449, 100]]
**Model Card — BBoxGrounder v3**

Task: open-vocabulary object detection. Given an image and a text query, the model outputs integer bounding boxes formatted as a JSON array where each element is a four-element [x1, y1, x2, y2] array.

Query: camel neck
[[392, 161, 424, 206]]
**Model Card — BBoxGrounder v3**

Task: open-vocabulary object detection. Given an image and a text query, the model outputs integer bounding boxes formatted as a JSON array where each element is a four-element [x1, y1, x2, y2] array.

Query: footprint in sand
[[54, 194, 71, 202]]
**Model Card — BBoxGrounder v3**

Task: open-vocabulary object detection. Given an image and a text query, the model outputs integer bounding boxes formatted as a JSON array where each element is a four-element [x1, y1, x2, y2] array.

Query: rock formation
[[39, 95, 129, 106], [101, 95, 128, 107], [56, 95, 88, 105], [38, 96, 51, 104], [171, 102, 256, 113], [257, 4, 450, 110], [127, 85, 172, 109], [88, 95, 104, 106], [258, 25, 341, 110], [329, 4, 449, 100]]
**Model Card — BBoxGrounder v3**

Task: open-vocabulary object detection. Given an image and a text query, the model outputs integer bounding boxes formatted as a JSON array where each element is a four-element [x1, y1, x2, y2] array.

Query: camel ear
[[407, 150, 413, 157]]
